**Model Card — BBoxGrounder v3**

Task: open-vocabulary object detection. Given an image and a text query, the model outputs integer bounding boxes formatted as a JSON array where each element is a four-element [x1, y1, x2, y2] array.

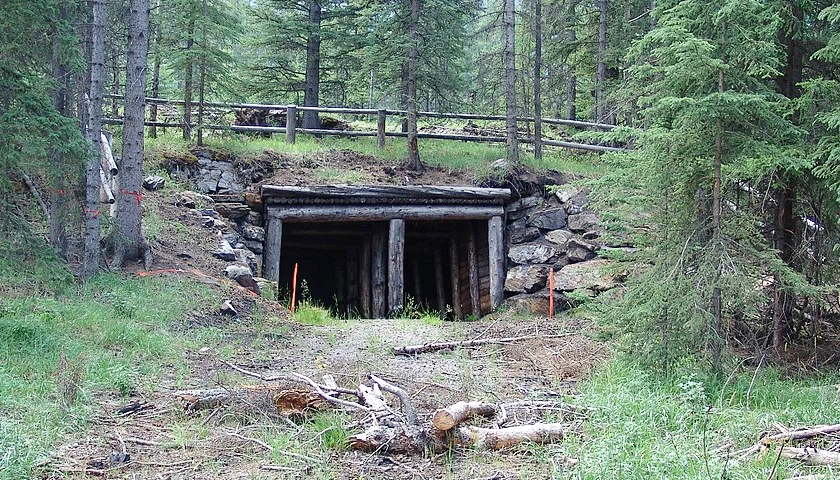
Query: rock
[[241, 226, 265, 242], [177, 252, 193, 259], [566, 238, 597, 263], [553, 185, 580, 204], [201, 217, 215, 228], [199, 208, 218, 218], [568, 213, 599, 232], [505, 196, 542, 221], [504, 291, 572, 316], [197, 179, 219, 193], [244, 240, 264, 254], [173, 191, 214, 209], [508, 226, 541, 244], [504, 265, 549, 293], [234, 248, 259, 275], [566, 204, 584, 215], [247, 211, 263, 225], [142, 175, 165, 191], [545, 229, 573, 246], [223, 232, 241, 245], [212, 239, 237, 261], [582, 230, 601, 240], [552, 259, 615, 292], [225, 264, 260, 294], [220, 300, 238, 316], [527, 208, 567, 230], [216, 203, 250, 220], [508, 244, 557, 265]]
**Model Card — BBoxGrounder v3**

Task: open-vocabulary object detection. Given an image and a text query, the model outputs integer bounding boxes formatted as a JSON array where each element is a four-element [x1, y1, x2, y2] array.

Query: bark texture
[[83, 0, 106, 280]]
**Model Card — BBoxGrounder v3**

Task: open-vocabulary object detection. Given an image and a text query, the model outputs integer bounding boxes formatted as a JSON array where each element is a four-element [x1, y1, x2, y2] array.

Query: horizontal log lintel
[[267, 204, 505, 222]]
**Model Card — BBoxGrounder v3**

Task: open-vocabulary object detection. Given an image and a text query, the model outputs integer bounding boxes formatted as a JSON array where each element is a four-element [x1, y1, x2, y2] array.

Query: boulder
[[234, 248, 259, 275], [244, 240, 264, 254], [552, 259, 615, 292], [504, 265, 549, 293], [212, 239, 237, 261], [504, 291, 571, 316], [526, 208, 567, 230], [225, 264, 260, 294], [142, 175, 165, 191], [508, 226, 541, 244], [241, 226, 266, 242], [553, 185, 580, 204], [197, 179, 219, 193], [220, 300, 238, 316], [223, 232, 241, 246], [566, 239, 597, 263], [173, 191, 214, 209], [568, 213, 599, 232], [508, 244, 557, 265], [545, 229, 573, 246], [215, 203, 250, 220]]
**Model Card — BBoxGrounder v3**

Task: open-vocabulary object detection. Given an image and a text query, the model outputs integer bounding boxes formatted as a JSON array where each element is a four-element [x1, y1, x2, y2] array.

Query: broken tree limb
[[393, 333, 574, 356], [290, 372, 370, 412], [457, 422, 565, 450], [20, 173, 50, 220], [370, 375, 418, 426], [761, 424, 840, 445], [432, 401, 498, 431], [173, 388, 230, 411], [780, 447, 840, 465]]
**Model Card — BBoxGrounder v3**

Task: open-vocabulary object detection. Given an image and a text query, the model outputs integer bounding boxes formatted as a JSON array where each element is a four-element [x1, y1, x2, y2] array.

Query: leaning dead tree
[[175, 366, 581, 455]]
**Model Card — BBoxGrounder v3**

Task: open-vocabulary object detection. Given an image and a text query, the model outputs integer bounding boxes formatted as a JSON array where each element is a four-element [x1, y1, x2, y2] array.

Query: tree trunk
[[197, 0, 208, 146], [595, 0, 607, 123], [503, 0, 518, 162], [406, 0, 422, 171], [565, 1, 577, 120], [533, 0, 542, 160], [83, 0, 107, 280], [183, 18, 194, 141], [149, 0, 162, 139], [302, 0, 321, 130], [113, 0, 151, 268], [49, 2, 71, 259], [710, 23, 726, 372]]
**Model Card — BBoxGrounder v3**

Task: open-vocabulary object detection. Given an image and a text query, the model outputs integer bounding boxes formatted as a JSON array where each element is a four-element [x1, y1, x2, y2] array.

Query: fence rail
[[103, 94, 625, 153]]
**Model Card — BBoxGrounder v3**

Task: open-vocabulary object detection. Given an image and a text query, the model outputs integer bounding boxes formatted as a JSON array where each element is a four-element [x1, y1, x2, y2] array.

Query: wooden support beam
[[377, 109, 387, 149], [264, 217, 283, 282], [449, 236, 462, 319], [360, 240, 372, 318], [372, 229, 387, 318], [267, 205, 505, 222], [388, 219, 405, 316], [286, 105, 296, 144], [434, 249, 447, 313], [467, 225, 481, 316], [346, 247, 359, 314], [488, 215, 505, 310]]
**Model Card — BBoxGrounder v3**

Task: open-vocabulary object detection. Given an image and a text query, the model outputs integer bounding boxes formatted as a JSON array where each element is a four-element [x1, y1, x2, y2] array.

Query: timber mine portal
[[261, 185, 511, 319]]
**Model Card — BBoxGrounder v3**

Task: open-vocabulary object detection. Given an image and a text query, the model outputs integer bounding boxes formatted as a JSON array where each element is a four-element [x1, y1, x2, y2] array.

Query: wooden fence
[[102, 95, 624, 153]]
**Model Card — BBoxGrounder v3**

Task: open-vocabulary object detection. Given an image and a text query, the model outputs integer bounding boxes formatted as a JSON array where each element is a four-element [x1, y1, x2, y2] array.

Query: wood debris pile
[[725, 423, 840, 468]]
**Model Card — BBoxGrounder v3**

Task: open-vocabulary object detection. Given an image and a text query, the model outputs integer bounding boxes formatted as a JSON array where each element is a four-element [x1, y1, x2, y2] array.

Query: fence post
[[286, 105, 296, 144], [377, 109, 386, 149]]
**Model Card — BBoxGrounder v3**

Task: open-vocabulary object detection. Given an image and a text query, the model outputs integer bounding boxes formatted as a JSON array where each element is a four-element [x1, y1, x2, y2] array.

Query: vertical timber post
[[360, 239, 372, 318], [488, 215, 505, 310], [434, 249, 446, 313], [449, 236, 463, 319], [286, 105, 297, 144], [372, 228, 387, 318], [388, 218, 406, 316], [346, 247, 359, 315], [264, 214, 283, 285], [377, 109, 387, 149], [467, 224, 481, 316]]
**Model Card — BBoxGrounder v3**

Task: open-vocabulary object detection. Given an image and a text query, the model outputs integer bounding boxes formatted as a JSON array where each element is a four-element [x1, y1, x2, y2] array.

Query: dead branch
[[780, 447, 840, 465], [222, 360, 284, 382], [20, 173, 50, 220], [173, 388, 230, 411], [761, 424, 840, 445], [370, 375, 418, 426], [393, 333, 574, 355], [290, 372, 370, 412], [432, 401, 498, 431]]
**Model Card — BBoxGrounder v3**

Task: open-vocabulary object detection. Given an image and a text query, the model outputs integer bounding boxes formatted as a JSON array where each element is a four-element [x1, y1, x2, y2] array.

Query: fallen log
[[172, 386, 327, 415], [761, 424, 840, 445], [432, 401, 498, 431], [393, 333, 573, 356], [780, 447, 840, 465], [458, 423, 565, 450]]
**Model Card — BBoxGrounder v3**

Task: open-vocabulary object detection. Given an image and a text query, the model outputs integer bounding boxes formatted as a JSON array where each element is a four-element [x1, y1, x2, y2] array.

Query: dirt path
[[47, 311, 607, 480]]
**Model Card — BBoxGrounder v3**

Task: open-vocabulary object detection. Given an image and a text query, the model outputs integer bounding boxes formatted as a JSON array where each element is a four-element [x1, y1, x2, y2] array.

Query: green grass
[[564, 357, 840, 479], [293, 301, 338, 326], [145, 130, 605, 180], [0, 265, 216, 478]]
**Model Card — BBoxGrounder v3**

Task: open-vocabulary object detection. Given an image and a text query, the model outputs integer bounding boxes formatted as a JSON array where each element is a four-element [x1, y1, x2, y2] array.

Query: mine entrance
[[262, 185, 510, 319]]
